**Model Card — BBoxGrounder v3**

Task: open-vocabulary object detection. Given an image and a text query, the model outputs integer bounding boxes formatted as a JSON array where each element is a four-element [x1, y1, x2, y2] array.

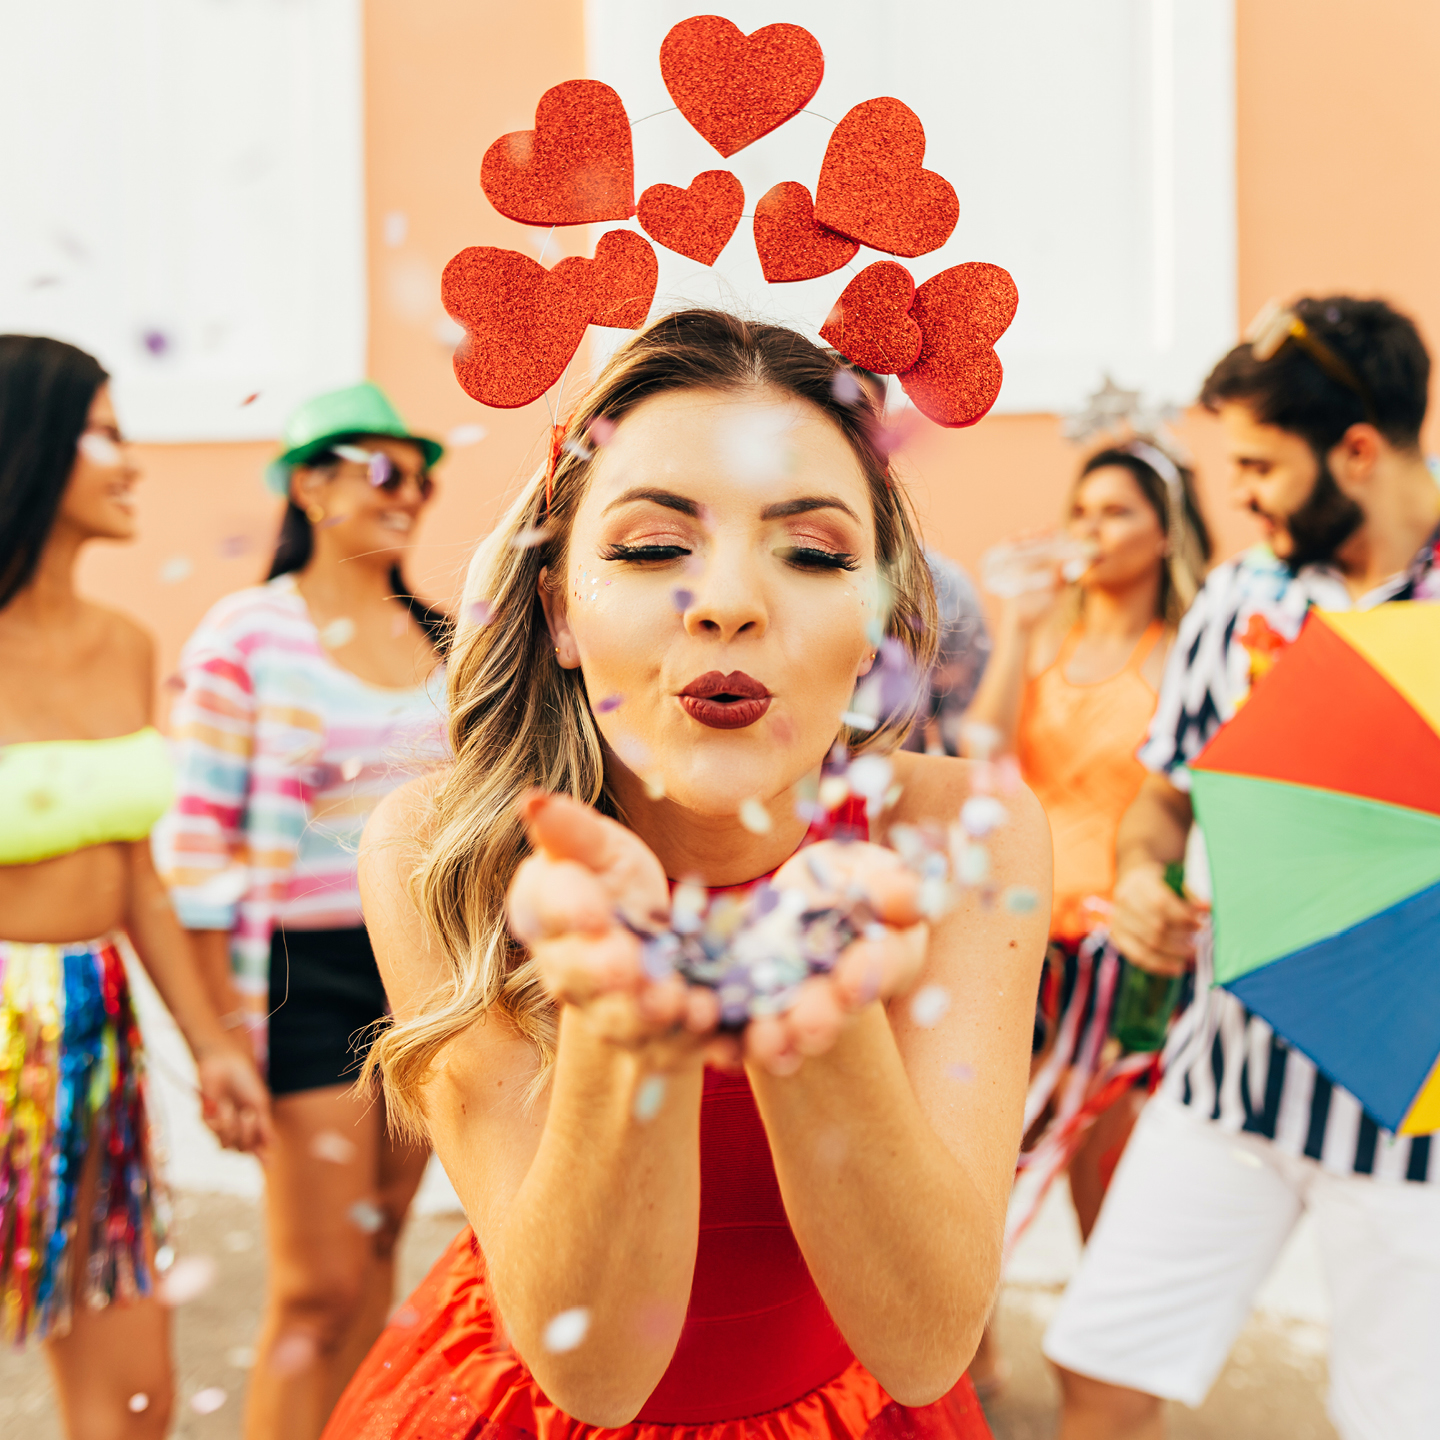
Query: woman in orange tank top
[[961, 441, 1211, 1395]]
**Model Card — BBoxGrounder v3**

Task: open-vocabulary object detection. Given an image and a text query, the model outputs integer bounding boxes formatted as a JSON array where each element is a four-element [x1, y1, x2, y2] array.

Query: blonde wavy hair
[[367, 310, 940, 1137]]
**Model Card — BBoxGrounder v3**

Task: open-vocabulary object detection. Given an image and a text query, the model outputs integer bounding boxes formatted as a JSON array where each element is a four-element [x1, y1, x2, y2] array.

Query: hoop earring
[[306, 502, 326, 524]]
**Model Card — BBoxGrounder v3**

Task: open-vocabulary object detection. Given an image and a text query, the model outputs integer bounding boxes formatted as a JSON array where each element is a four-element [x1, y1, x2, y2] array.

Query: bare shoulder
[[889, 750, 1051, 877]]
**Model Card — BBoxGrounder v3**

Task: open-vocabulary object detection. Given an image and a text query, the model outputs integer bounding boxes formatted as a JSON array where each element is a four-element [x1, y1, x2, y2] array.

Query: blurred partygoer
[[967, 440, 1212, 1226], [902, 551, 991, 755], [1048, 297, 1440, 1440], [158, 383, 448, 1440], [0, 335, 270, 1438]]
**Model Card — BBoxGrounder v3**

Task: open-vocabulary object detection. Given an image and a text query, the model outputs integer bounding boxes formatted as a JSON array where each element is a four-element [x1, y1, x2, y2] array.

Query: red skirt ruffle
[[324, 1229, 992, 1440]]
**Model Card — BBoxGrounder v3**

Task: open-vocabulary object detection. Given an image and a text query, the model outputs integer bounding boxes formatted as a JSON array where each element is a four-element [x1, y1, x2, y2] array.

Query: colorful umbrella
[[1189, 602, 1440, 1136]]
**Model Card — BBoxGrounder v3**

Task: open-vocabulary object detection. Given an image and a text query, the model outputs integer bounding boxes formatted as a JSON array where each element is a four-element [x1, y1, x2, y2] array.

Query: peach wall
[[78, 0, 1440, 695]]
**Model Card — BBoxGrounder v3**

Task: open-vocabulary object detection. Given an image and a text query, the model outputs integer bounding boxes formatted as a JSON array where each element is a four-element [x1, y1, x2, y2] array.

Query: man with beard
[[1043, 295, 1440, 1440]]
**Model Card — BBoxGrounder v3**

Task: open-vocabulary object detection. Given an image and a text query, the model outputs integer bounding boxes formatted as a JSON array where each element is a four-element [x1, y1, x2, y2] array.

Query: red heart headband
[[443, 14, 1018, 432]]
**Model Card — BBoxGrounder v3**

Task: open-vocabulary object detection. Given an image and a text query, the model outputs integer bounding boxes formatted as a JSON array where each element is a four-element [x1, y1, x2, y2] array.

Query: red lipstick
[[679, 671, 772, 730]]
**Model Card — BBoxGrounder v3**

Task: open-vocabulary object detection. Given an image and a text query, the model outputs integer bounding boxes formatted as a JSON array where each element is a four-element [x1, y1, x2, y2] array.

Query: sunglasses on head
[[1245, 300, 1379, 424], [331, 444, 435, 500]]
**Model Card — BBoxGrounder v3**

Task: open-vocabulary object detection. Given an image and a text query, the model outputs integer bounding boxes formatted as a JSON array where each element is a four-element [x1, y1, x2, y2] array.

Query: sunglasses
[[1245, 300, 1378, 423], [331, 444, 435, 500]]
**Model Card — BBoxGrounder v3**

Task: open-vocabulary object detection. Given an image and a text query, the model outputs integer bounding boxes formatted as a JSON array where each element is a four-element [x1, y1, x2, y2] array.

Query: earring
[[306, 502, 326, 524]]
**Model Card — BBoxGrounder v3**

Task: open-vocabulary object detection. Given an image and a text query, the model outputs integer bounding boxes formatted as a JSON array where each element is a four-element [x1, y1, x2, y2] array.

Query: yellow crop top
[[0, 727, 174, 866]]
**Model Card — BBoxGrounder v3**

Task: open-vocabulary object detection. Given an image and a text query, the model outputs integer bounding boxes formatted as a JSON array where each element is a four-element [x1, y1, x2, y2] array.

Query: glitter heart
[[637, 170, 744, 266], [752, 181, 859, 284], [814, 97, 958, 259], [441, 246, 591, 408], [552, 229, 657, 329], [480, 79, 634, 226], [820, 261, 922, 375], [660, 16, 824, 159], [898, 263, 1019, 427]]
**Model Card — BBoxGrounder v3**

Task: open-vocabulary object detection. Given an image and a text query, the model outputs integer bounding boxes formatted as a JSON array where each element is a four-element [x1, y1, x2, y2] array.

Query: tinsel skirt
[[0, 935, 163, 1343]]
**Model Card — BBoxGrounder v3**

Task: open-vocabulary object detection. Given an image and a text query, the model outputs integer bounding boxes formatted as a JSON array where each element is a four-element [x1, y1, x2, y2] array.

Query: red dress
[[324, 803, 993, 1440]]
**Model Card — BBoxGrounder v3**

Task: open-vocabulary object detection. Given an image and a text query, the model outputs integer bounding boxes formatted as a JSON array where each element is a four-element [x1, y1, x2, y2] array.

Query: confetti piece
[[77, 432, 121, 466], [511, 526, 552, 550], [240, 392, 261, 407], [141, 327, 172, 357], [26, 789, 55, 812], [269, 1332, 318, 1376], [840, 710, 878, 731], [917, 876, 953, 919], [348, 1200, 385, 1234], [961, 795, 1008, 837], [226, 1346, 256, 1369], [846, 754, 893, 801], [633, 1074, 667, 1122], [433, 315, 466, 347], [672, 587, 694, 611], [961, 721, 1002, 761], [310, 1129, 358, 1164], [595, 694, 624, 714], [831, 369, 864, 405], [158, 555, 193, 584], [562, 437, 593, 460], [947, 1063, 975, 1083], [818, 775, 850, 810], [1002, 885, 1039, 915], [543, 1307, 591, 1353], [956, 842, 991, 886], [158, 1254, 217, 1306], [390, 1306, 421, 1329], [163, 672, 185, 692], [337, 756, 362, 782], [587, 417, 617, 447], [128, 1394, 151, 1414], [383, 211, 409, 247], [155, 1244, 175, 1271], [218, 534, 255, 558], [910, 984, 950, 1027], [320, 617, 356, 649], [223, 1230, 255, 1253], [739, 797, 773, 834], [191, 1387, 227, 1415], [643, 771, 666, 800], [1232, 1148, 1263, 1169], [468, 599, 495, 625], [447, 423, 487, 448]]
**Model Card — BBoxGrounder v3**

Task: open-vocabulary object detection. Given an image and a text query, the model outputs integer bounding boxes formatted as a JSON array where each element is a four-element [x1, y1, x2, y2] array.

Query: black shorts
[[267, 926, 389, 1096]]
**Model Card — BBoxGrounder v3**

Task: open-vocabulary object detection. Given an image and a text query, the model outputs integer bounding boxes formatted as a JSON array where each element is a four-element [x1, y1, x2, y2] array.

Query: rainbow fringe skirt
[[0, 936, 162, 1343]]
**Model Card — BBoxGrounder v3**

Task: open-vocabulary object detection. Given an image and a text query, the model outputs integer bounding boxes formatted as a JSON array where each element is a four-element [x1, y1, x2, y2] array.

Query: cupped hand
[[507, 792, 736, 1067], [197, 1046, 273, 1154], [746, 840, 930, 1076], [1111, 861, 1208, 977]]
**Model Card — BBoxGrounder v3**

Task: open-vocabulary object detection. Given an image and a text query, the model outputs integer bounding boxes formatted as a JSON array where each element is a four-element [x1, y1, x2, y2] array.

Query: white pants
[[1042, 1094, 1440, 1440]]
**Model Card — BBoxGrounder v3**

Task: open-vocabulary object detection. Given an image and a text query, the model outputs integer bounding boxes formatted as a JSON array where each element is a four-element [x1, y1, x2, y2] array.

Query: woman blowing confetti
[[327, 312, 1051, 1439], [0, 335, 269, 1438]]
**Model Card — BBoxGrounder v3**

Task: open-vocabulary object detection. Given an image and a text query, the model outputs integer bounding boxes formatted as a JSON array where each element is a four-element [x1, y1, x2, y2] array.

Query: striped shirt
[[1139, 531, 1440, 1184], [156, 575, 447, 1032]]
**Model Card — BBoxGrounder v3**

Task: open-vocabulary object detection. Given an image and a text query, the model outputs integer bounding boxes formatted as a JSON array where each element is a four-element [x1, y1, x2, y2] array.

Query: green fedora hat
[[264, 381, 444, 497]]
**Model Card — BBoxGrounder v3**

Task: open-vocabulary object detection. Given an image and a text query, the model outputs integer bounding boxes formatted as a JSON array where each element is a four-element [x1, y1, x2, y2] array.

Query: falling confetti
[[390, 1305, 421, 1329], [447, 423, 488, 448], [543, 1307, 591, 1354], [348, 1200, 385, 1234], [433, 315, 466, 347], [643, 771, 666, 801], [956, 843, 991, 886], [846, 755, 893, 803], [223, 1230, 255, 1253], [961, 796, 1008, 838], [159, 555, 193, 585], [595, 694, 624, 714], [909, 984, 951, 1028], [831, 369, 864, 405], [77, 432, 121, 467], [511, 526, 552, 550], [383, 211, 409, 247], [468, 599, 495, 625], [163, 672, 186, 692], [633, 1074, 667, 1122], [240, 392, 261, 407], [320, 617, 356, 649], [340, 756, 363, 781], [158, 1254, 217, 1306], [269, 1332, 318, 1376], [155, 1244, 175, 1271], [140, 328, 172, 357], [738, 797, 773, 834], [128, 1393, 151, 1413], [587, 417, 617, 447], [947, 1063, 975, 1083], [310, 1130, 358, 1164], [217, 534, 255, 558], [190, 1387, 227, 1415], [226, 1346, 256, 1370], [840, 710, 878, 731], [671, 588, 694, 611], [818, 775, 850, 810], [1231, 1148, 1263, 1170], [1002, 885, 1039, 915]]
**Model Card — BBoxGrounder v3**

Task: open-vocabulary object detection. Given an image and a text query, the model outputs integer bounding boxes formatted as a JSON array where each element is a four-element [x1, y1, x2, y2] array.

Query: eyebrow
[[603, 487, 861, 524]]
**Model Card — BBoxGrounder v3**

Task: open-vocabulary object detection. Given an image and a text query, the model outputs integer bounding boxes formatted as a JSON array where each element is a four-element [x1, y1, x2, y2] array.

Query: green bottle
[[1110, 862, 1187, 1053]]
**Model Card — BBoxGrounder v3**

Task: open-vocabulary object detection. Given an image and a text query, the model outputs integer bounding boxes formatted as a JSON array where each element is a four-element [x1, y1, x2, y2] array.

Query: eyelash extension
[[601, 543, 692, 563], [783, 547, 860, 572]]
